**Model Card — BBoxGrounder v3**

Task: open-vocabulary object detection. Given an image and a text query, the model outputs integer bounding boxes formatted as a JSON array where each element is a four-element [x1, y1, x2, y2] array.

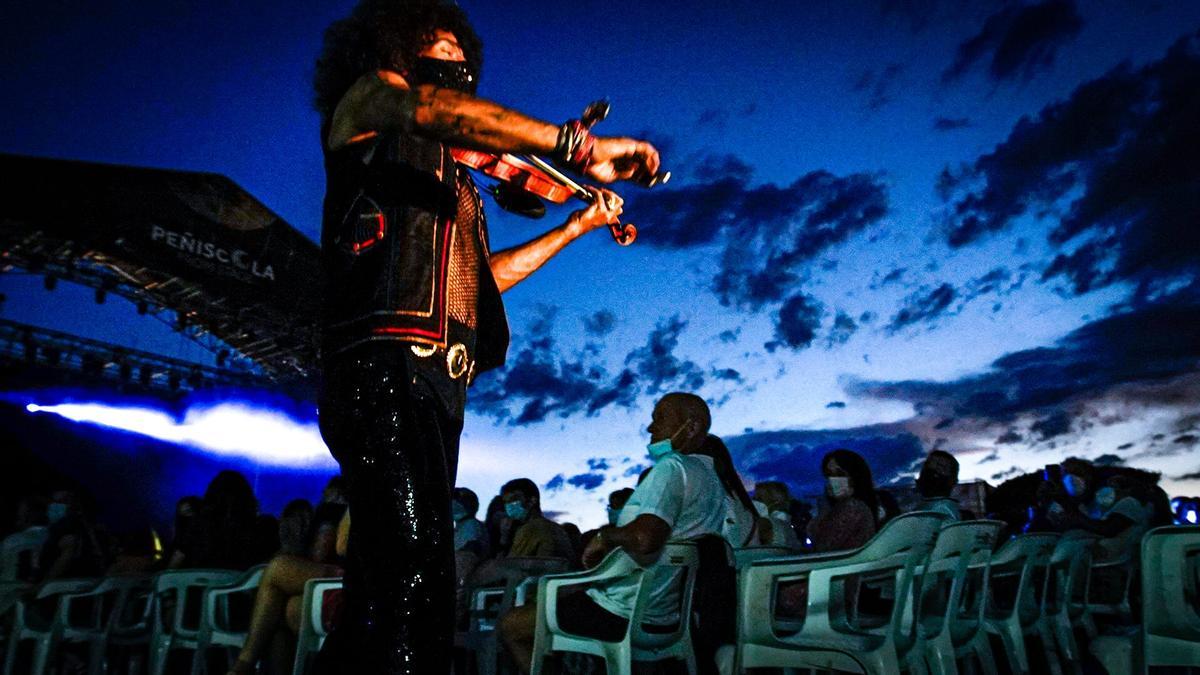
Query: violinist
[[310, 2, 662, 674]]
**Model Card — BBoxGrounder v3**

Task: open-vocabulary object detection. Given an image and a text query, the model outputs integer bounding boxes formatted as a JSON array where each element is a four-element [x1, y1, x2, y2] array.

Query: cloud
[[826, 401, 847, 409], [769, 293, 824, 351], [718, 329, 741, 344], [627, 155, 889, 310], [942, 0, 1084, 84], [1030, 409, 1072, 440], [940, 30, 1200, 296], [887, 283, 958, 332], [933, 117, 973, 131], [471, 313, 734, 426], [724, 422, 927, 497], [567, 472, 606, 491], [852, 63, 907, 111], [545, 474, 565, 491], [849, 286, 1200, 427], [827, 311, 859, 347], [582, 309, 616, 336], [696, 108, 730, 129]]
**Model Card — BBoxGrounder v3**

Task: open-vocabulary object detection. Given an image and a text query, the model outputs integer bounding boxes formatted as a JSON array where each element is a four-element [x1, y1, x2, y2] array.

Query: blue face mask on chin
[[646, 422, 687, 462]]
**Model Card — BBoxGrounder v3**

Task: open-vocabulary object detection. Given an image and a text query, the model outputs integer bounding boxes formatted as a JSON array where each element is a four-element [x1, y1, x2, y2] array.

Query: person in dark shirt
[[169, 471, 261, 570]]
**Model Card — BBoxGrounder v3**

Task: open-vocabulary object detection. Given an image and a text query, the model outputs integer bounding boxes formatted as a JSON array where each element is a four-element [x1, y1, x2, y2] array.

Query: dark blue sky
[[3, 1, 1199, 526]]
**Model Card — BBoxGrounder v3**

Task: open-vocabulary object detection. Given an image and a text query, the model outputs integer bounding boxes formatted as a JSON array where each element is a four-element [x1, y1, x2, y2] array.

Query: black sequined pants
[[315, 346, 462, 674]]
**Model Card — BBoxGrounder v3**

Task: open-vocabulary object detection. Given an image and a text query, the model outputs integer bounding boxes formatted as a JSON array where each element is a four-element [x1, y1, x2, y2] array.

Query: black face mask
[[409, 57, 477, 95]]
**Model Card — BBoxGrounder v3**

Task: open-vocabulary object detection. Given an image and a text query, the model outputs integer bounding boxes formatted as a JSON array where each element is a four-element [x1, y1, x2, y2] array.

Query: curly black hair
[[313, 0, 483, 124]]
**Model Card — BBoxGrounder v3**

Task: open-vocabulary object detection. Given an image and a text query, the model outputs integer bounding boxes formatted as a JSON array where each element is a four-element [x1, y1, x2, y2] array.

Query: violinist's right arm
[[326, 70, 660, 185]]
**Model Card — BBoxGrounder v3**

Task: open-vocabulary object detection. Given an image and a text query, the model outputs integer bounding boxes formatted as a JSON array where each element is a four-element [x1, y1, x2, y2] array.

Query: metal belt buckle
[[446, 343, 470, 379]]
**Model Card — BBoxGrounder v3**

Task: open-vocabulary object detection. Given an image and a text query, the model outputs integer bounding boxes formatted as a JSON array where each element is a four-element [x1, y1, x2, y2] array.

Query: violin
[[450, 101, 669, 246]]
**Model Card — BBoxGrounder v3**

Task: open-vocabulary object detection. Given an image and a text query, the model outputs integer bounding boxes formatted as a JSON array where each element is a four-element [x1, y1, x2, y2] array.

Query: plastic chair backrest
[[1045, 532, 1097, 617], [628, 542, 699, 650], [292, 577, 343, 675], [986, 533, 1058, 624], [733, 546, 796, 570], [0, 528, 48, 582], [152, 569, 240, 640], [916, 520, 1003, 638], [1141, 526, 1200, 648]]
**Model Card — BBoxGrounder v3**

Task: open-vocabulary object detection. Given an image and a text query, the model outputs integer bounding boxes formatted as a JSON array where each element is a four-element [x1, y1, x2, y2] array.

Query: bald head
[[648, 392, 711, 453]]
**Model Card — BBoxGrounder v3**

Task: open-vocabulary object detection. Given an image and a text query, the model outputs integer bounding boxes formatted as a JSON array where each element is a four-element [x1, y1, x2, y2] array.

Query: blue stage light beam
[[25, 399, 335, 469]]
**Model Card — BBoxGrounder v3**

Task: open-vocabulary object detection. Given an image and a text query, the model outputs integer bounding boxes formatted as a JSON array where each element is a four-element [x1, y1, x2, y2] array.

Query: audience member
[[169, 470, 261, 570], [807, 449, 880, 552], [496, 478, 573, 559], [227, 508, 350, 675], [165, 495, 201, 563], [915, 450, 961, 521], [38, 488, 105, 582], [452, 487, 489, 559], [105, 528, 160, 576], [278, 499, 314, 557], [696, 435, 761, 548], [499, 393, 732, 675], [606, 488, 634, 527], [321, 475, 348, 506], [754, 481, 803, 549]]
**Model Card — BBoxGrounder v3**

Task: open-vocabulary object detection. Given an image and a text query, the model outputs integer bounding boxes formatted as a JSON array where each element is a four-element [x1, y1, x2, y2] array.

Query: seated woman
[[227, 503, 349, 675]]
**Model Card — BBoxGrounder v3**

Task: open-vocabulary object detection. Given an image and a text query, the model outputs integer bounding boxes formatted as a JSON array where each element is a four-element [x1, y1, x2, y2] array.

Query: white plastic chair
[[735, 511, 947, 675], [1042, 532, 1098, 675], [105, 575, 157, 673], [1141, 525, 1200, 671], [0, 528, 48, 581], [291, 577, 342, 675], [628, 542, 701, 674], [190, 565, 265, 674], [0, 528, 48, 618], [57, 575, 155, 675], [460, 556, 570, 675], [148, 569, 240, 675], [2, 577, 97, 675], [915, 520, 1003, 675], [980, 533, 1059, 675], [529, 548, 644, 675], [1085, 539, 1140, 675]]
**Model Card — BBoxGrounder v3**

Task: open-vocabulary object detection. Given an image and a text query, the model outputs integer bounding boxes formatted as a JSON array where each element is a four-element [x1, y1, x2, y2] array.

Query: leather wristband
[[554, 119, 595, 173]]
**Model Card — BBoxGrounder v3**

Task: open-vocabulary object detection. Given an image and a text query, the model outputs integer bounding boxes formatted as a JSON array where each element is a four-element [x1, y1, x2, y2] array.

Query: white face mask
[[826, 476, 852, 500]]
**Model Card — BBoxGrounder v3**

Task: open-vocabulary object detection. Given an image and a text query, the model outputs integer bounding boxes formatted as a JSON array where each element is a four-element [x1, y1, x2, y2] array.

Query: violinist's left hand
[[568, 187, 623, 235]]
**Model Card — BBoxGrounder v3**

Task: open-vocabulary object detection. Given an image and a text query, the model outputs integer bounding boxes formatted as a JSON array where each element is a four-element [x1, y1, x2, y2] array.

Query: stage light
[[175, 313, 188, 332], [137, 301, 149, 315], [43, 275, 58, 291], [187, 368, 202, 389], [216, 349, 230, 368], [23, 399, 335, 469], [139, 366, 153, 387], [168, 372, 181, 391], [45, 348, 61, 366], [119, 362, 132, 381]]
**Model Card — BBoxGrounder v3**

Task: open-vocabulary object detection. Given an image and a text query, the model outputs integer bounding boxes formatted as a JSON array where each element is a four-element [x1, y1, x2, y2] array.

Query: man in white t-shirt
[[498, 392, 726, 673]]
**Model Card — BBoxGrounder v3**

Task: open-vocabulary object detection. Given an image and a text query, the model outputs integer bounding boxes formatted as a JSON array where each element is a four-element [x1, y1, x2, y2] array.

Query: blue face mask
[[646, 422, 687, 462], [607, 507, 622, 526], [451, 502, 468, 522], [504, 500, 528, 522], [1094, 487, 1117, 511], [48, 502, 68, 524]]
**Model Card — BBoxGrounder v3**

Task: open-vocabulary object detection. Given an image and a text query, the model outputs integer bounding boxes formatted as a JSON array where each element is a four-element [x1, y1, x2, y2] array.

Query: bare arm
[[327, 71, 660, 183], [489, 188, 623, 292], [583, 514, 671, 568]]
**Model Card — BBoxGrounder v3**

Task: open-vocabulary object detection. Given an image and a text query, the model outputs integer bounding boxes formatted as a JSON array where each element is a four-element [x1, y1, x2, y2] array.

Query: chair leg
[[971, 633, 997, 675], [30, 637, 52, 675], [2, 634, 19, 675]]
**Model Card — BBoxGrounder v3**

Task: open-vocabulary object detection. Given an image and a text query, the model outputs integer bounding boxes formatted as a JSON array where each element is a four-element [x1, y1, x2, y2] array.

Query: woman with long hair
[[807, 448, 880, 552]]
